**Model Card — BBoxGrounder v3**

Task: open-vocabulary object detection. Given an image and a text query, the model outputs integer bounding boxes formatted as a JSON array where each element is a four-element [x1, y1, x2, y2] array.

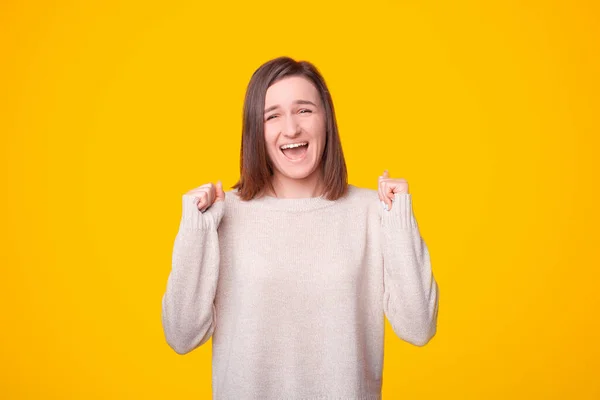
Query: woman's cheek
[[264, 125, 277, 144], [301, 120, 318, 135]]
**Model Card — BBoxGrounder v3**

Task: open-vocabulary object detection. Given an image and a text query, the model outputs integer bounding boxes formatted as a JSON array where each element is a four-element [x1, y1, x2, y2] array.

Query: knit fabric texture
[[161, 184, 439, 399]]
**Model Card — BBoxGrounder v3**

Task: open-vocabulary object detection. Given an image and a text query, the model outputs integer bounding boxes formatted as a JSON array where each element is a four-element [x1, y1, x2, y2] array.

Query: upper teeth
[[280, 142, 308, 150]]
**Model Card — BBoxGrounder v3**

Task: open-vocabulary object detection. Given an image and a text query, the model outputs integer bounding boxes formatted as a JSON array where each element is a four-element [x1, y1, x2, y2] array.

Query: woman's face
[[263, 75, 327, 181]]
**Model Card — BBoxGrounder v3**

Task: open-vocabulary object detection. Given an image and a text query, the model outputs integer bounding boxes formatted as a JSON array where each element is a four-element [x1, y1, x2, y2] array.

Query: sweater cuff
[[179, 194, 225, 232], [381, 193, 419, 231]]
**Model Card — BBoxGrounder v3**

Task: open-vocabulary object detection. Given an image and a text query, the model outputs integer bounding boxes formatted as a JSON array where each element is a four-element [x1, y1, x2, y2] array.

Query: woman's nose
[[282, 115, 301, 137]]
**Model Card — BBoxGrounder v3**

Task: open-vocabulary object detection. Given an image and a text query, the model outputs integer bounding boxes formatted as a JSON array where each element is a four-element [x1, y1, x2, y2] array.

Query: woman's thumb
[[215, 180, 226, 202]]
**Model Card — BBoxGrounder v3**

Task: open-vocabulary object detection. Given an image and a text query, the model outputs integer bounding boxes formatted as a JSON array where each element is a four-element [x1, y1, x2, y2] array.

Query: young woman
[[161, 56, 439, 399]]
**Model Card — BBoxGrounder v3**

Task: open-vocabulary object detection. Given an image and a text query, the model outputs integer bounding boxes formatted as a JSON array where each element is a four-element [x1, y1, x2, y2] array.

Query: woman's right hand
[[185, 181, 226, 213]]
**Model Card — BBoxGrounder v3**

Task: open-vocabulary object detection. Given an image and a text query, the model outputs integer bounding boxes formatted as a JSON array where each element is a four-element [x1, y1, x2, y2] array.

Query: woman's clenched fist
[[185, 181, 226, 213], [378, 170, 409, 211]]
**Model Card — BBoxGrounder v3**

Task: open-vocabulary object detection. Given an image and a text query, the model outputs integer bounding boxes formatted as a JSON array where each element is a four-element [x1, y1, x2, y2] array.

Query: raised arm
[[161, 192, 225, 355], [380, 193, 439, 346]]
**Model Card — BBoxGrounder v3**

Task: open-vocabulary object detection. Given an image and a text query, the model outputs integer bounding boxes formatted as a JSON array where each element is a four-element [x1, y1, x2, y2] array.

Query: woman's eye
[[266, 110, 310, 121]]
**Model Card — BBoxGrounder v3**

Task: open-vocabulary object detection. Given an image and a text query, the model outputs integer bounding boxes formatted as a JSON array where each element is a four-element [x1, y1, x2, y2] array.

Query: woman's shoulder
[[224, 187, 241, 199], [337, 184, 382, 220], [345, 183, 379, 202], [335, 184, 380, 215]]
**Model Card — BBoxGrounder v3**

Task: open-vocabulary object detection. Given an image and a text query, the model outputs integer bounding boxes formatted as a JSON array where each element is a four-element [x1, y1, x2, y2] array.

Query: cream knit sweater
[[161, 184, 439, 399]]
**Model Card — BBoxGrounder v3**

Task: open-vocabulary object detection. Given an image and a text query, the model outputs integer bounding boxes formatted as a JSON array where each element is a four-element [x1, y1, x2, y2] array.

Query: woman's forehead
[[265, 76, 319, 106]]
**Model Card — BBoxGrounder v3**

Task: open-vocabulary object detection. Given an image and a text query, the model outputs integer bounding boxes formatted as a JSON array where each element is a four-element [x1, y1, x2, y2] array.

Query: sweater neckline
[[232, 184, 352, 212]]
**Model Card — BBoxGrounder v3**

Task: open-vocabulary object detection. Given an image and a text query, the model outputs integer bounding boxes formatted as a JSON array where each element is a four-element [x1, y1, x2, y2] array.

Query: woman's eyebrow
[[264, 100, 317, 114]]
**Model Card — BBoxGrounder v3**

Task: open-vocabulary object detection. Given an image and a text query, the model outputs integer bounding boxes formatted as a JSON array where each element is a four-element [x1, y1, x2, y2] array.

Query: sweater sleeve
[[381, 193, 439, 346], [161, 194, 225, 355]]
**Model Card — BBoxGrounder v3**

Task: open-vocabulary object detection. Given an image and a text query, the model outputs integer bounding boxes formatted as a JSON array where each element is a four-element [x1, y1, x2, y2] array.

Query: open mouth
[[280, 142, 309, 161]]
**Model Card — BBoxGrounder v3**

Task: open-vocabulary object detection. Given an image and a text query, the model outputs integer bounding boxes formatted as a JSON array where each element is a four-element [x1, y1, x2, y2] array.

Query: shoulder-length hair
[[232, 56, 348, 201]]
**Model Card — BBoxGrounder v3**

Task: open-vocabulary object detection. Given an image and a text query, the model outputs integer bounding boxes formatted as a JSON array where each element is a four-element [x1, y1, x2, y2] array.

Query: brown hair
[[232, 56, 348, 201]]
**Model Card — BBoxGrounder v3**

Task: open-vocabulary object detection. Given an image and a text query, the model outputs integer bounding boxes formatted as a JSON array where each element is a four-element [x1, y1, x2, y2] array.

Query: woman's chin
[[282, 169, 312, 180], [278, 164, 318, 180]]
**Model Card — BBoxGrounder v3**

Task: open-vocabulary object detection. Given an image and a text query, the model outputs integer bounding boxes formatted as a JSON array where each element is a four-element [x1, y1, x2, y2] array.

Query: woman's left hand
[[378, 170, 409, 211]]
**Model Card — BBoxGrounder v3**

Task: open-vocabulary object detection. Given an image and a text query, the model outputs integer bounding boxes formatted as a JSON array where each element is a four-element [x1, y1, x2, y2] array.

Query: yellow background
[[2, 1, 599, 398]]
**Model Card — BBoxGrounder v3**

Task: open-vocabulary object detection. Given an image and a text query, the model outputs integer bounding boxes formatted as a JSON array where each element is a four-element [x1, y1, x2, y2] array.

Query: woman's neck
[[266, 170, 325, 199]]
